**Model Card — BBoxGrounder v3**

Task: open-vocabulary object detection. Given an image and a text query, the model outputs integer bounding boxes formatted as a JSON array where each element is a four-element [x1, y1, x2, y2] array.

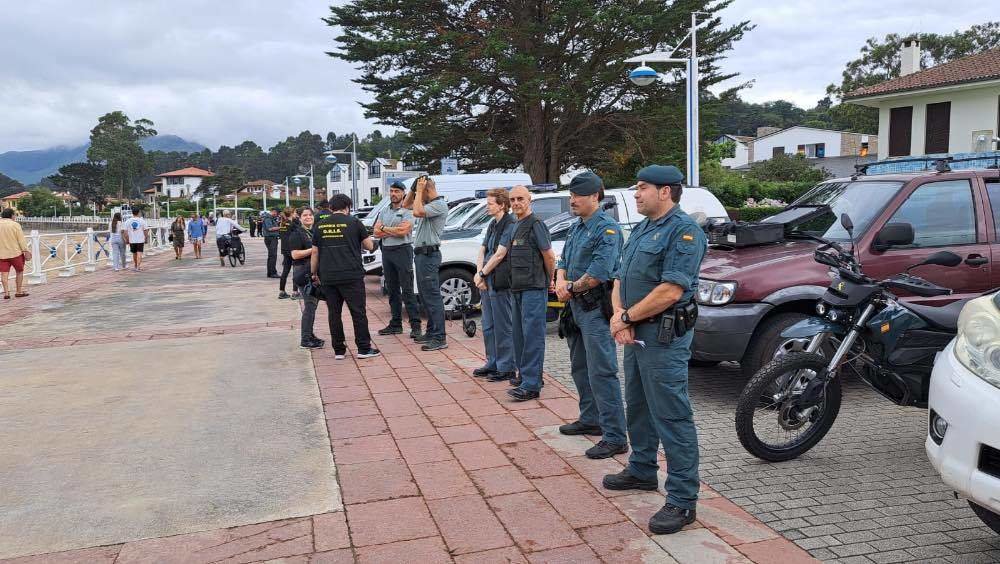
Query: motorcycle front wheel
[[735, 352, 842, 462]]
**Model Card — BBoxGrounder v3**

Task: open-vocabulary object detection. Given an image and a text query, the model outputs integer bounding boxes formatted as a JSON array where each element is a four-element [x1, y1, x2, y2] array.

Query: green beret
[[568, 171, 603, 196], [389, 180, 407, 190], [637, 165, 684, 186]]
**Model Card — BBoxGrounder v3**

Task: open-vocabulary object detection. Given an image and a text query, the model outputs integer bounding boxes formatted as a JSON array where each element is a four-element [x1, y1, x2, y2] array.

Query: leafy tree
[[86, 111, 157, 200], [196, 165, 246, 198], [326, 0, 752, 183], [49, 162, 107, 211], [17, 188, 69, 217], [747, 153, 827, 183]]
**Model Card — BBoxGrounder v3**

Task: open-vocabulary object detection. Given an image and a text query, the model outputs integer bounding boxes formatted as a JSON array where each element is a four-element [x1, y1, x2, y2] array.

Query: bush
[[700, 160, 816, 209], [747, 153, 828, 183], [729, 206, 785, 222]]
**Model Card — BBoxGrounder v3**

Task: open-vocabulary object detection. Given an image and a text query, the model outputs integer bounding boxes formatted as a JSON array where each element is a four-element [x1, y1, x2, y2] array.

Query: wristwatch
[[621, 310, 634, 325], [478, 270, 486, 278], [567, 281, 575, 293]]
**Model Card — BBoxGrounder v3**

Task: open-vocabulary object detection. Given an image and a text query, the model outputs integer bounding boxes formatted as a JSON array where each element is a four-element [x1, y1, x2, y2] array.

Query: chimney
[[900, 39, 921, 76]]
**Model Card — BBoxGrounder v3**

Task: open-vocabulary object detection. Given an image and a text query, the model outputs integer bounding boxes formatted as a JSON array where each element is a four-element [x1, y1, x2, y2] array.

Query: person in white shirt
[[214, 210, 243, 266], [124, 210, 149, 271]]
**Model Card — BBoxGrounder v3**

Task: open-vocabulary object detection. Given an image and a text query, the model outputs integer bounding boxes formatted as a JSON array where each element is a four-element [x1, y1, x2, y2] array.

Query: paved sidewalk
[[2, 239, 816, 563]]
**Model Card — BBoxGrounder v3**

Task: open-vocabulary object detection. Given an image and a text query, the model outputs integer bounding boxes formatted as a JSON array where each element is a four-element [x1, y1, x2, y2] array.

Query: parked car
[[694, 159, 1000, 376], [926, 293, 1000, 535]]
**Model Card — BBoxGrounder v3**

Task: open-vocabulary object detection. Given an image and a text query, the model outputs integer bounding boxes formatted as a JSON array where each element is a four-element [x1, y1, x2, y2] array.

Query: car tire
[[740, 312, 811, 378], [969, 501, 1000, 535], [439, 267, 479, 319]]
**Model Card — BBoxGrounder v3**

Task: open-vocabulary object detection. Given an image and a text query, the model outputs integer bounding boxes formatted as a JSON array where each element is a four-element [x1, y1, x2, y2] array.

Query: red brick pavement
[[2, 275, 817, 563]]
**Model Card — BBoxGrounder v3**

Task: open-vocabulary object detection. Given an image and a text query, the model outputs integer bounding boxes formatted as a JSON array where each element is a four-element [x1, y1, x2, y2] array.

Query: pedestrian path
[[0, 236, 817, 563]]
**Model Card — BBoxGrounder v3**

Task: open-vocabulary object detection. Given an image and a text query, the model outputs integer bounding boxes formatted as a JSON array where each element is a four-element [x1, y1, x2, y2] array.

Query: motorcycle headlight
[[954, 295, 1000, 389], [696, 280, 737, 305]]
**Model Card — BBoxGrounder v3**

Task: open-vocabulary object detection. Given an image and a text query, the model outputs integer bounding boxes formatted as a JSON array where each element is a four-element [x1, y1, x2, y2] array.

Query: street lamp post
[[624, 12, 706, 187], [325, 134, 358, 206], [292, 165, 316, 210], [284, 176, 290, 208]]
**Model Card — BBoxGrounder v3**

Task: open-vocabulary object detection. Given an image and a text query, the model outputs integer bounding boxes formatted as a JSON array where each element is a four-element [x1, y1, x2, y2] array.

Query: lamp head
[[629, 65, 658, 87], [293, 177, 302, 185], [324, 154, 339, 163]]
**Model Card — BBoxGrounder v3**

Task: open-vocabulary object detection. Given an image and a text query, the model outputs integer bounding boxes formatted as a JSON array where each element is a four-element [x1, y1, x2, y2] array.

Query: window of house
[[796, 145, 806, 155], [889, 106, 913, 157], [166, 177, 184, 185], [772, 146, 785, 158], [860, 142, 870, 156], [887, 179, 976, 247], [924, 101, 951, 154], [331, 169, 341, 182], [369, 161, 380, 178], [815, 143, 826, 158]]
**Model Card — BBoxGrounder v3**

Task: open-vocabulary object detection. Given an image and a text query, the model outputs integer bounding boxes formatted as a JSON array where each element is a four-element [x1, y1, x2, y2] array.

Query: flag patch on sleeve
[[605, 229, 616, 235], [682, 233, 694, 241]]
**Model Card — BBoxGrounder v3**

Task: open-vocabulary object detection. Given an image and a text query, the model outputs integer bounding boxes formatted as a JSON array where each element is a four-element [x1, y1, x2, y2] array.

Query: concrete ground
[[0, 242, 340, 560]]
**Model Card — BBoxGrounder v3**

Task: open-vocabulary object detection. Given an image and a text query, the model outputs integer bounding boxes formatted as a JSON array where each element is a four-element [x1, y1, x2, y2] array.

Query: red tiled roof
[[2, 191, 30, 201], [157, 167, 214, 178], [846, 47, 1000, 99]]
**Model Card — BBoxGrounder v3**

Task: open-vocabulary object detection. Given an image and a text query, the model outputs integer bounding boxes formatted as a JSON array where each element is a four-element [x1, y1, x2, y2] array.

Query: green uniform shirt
[[557, 210, 622, 282], [615, 206, 707, 309]]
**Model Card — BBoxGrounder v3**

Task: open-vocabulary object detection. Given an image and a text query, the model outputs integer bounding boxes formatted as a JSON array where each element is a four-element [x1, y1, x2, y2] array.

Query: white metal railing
[[23, 225, 171, 284], [17, 216, 170, 227]]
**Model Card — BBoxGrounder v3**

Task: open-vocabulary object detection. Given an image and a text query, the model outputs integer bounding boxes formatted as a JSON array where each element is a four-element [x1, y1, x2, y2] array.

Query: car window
[[532, 197, 567, 221], [887, 179, 977, 248], [790, 181, 904, 241], [985, 181, 1000, 240], [602, 196, 619, 221]]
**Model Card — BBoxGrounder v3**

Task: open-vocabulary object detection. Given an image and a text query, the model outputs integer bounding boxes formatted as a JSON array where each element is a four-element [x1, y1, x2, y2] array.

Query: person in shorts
[[124, 209, 149, 271], [0, 208, 31, 298]]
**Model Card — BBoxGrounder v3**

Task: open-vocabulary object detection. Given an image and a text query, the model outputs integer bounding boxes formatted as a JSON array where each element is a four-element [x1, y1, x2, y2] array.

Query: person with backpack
[[473, 188, 516, 383]]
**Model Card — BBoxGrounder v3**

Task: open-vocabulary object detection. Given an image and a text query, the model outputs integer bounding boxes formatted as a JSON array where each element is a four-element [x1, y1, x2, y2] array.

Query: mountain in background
[[0, 134, 207, 184]]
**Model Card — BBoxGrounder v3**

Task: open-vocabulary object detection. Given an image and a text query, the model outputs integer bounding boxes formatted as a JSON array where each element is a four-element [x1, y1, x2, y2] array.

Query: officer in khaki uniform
[[602, 165, 708, 535], [554, 171, 628, 460]]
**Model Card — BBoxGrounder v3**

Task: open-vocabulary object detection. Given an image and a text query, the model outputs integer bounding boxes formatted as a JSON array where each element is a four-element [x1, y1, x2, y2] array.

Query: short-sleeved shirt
[[615, 206, 707, 309], [312, 212, 367, 283], [412, 197, 448, 248], [481, 215, 513, 266], [124, 216, 148, 244], [288, 225, 313, 266], [557, 210, 622, 283], [188, 219, 206, 239], [499, 216, 551, 252], [278, 218, 292, 252], [377, 204, 414, 247]]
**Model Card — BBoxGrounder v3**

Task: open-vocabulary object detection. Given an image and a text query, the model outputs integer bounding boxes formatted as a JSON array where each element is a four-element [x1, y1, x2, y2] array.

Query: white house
[[845, 41, 1000, 159], [325, 158, 412, 203], [156, 166, 214, 198], [750, 126, 876, 164], [716, 134, 753, 168]]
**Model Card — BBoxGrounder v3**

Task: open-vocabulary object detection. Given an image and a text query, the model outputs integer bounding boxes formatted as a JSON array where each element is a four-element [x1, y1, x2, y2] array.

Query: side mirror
[[922, 250, 962, 268], [873, 222, 914, 251], [840, 213, 854, 234]]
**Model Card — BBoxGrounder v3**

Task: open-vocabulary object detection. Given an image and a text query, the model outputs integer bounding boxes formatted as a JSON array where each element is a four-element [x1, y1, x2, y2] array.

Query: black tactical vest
[[485, 213, 514, 290], [509, 214, 547, 291]]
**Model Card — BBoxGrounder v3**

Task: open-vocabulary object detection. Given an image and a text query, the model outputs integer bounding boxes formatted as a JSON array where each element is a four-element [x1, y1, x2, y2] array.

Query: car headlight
[[697, 280, 737, 305], [954, 294, 1000, 389]]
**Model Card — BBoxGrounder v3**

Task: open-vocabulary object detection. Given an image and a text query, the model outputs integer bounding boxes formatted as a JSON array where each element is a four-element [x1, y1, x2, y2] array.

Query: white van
[[361, 172, 533, 231]]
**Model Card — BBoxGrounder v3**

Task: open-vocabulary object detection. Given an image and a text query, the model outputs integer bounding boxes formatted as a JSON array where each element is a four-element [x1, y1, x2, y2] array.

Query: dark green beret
[[568, 171, 603, 196], [637, 165, 684, 186]]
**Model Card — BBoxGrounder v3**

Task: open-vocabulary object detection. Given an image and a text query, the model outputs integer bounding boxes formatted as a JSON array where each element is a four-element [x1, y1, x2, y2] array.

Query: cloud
[[714, 0, 998, 108]]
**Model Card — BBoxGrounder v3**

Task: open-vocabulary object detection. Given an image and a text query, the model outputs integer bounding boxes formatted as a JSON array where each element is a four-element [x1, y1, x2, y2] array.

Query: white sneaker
[[334, 352, 346, 360]]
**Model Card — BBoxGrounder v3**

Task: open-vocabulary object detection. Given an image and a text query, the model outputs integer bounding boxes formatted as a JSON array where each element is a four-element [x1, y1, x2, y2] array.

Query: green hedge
[[726, 206, 785, 222]]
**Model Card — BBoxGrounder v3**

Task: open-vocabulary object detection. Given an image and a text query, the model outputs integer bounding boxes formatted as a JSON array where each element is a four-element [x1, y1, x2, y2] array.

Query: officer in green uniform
[[602, 165, 708, 535], [554, 171, 628, 460]]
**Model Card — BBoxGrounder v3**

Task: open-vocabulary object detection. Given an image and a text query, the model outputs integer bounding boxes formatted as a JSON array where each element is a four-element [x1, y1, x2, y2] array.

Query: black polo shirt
[[288, 225, 313, 266], [312, 212, 366, 283]]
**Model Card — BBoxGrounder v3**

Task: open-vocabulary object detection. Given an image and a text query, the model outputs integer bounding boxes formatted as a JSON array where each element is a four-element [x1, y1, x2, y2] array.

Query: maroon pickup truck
[[693, 166, 1000, 376]]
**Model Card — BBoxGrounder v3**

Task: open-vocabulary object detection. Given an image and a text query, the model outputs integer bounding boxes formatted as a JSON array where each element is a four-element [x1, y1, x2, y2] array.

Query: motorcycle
[[734, 215, 968, 461]]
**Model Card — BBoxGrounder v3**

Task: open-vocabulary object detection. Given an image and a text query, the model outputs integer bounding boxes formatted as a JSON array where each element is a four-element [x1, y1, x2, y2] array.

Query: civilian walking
[[374, 180, 422, 338], [124, 209, 148, 271], [0, 208, 31, 298], [171, 215, 186, 260], [473, 188, 516, 383], [109, 212, 126, 271], [311, 194, 380, 360], [404, 176, 448, 351], [262, 208, 280, 278], [290, 207, 324, 349], [187, 213, 205, 259]]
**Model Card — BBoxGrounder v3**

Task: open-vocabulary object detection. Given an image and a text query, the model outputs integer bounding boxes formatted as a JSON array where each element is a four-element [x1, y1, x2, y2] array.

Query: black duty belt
[[414, 245, 440, 255], [382, 243, 413, 250]]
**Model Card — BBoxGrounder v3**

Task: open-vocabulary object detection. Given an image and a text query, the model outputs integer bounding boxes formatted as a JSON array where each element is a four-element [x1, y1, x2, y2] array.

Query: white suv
[[926, 293, 1000, 535]]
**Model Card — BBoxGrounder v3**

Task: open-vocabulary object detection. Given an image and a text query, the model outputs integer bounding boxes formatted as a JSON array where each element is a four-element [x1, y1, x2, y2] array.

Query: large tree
[[48, 162, 106, 211], [326, 0, 751, 183], [87, 111, 157, 200], [196, 165, 246, 198]]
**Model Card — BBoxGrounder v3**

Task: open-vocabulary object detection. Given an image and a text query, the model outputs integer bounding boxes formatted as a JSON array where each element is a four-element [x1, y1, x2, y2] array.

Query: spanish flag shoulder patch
[[605, 229, 616, 235], [682, 233, 694, 241]]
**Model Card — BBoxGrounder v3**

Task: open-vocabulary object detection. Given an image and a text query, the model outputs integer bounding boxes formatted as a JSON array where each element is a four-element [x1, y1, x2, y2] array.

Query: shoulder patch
[[682, 233, 694, 241], [605, 229, 616, 235]]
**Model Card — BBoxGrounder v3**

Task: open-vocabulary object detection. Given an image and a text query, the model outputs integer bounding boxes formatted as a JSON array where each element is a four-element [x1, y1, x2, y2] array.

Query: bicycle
[[219, 229, 246, 267]]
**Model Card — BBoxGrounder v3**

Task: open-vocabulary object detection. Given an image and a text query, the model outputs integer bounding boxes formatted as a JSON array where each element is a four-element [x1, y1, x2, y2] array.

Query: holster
[[557, 305, 579, 339], [674, 302, 699, 337], [574, 283, 614, 321]]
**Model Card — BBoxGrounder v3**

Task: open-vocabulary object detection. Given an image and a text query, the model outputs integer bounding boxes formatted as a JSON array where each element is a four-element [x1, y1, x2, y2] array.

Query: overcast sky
[[0, 1, 996, 153]]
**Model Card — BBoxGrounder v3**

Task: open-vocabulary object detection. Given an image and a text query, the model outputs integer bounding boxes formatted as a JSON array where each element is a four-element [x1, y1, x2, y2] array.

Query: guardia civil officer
[[553, 171, 628, 459], [602, 165, 707, 535], [403, 176, 449, 351], [374, 180, 422, 339], [482, 186, 555, 401]]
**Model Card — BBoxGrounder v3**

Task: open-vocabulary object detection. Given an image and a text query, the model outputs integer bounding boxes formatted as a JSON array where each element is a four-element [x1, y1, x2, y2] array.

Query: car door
[[865, 178, 991, 305], [980, 178, 1000, 288]]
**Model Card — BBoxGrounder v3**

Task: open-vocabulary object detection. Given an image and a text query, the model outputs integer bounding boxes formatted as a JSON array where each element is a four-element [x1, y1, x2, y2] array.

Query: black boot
[[473, 366, 497, 377], [487, 371, 515, 382], [558, 421, 603, 436], [648, 503, 696, 535], [602, 469, 657, 491], [585, 440, 628, 459], [378, 325, 403, 336]]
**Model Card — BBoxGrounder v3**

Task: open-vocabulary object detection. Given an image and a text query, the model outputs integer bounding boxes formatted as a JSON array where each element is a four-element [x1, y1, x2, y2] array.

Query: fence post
[[25, 230, 47, 285], [84, 228, 97, 272], [144, 227, 158, 256], [58, 234, 76, 277]]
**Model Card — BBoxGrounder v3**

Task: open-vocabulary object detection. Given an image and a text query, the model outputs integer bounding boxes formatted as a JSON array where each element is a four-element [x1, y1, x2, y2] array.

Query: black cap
[[568, 171, 603, 196], [637, 165, 684, 185]]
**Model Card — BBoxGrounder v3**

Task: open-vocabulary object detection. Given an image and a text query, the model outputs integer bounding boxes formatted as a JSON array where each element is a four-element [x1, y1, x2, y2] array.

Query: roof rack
[[474, 184, 558, 199], [856, 151, 1000, 175]]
